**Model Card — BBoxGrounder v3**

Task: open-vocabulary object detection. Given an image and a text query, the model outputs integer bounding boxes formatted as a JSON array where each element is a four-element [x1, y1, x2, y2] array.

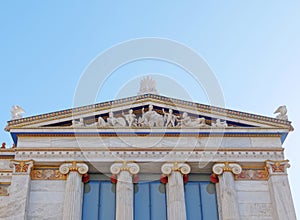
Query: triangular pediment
[[6, 94, 292, 131]]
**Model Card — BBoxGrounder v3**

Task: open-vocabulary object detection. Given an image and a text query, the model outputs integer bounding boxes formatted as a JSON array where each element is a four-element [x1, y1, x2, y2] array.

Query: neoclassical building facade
[[0, 92, 296, 220]]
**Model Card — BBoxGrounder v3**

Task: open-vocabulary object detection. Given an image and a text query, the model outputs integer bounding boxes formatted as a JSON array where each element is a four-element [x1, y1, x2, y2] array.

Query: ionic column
[[266, 160, 296, 220], [59, 162, 88, 220], [161, 162, 191, 220], [5, 160, 34, 220], [110, 162, 140, 220], [212, 162, 242, 220]]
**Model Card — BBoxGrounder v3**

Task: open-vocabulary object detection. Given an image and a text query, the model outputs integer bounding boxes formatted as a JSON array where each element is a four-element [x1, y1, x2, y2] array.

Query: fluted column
[[110, 162, 140, 220], [266, 160, 296, 220], [59, 162, 88, 220], [212, 162, 242, 220], [161, 162, 191, 220], [2, 160, 34, 220]]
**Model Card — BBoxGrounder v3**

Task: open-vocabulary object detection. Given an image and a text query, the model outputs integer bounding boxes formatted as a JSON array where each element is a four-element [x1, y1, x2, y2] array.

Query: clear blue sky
[[1, 1, 299, 217]]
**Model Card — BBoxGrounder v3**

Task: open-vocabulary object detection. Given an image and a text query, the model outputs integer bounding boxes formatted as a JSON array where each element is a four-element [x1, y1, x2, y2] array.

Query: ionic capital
[[161, 162, 191, 175], [110, 162, 140, 175], [9, 160, 34, 174], [213, 162, 242, 175], [59, 161, 88, 175], [266, 160, 290, 175]]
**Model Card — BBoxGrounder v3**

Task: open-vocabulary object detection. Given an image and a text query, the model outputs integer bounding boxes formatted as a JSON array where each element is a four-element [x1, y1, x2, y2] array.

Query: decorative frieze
[[31, 167, 67, 180], [235, 168, 269, 181]]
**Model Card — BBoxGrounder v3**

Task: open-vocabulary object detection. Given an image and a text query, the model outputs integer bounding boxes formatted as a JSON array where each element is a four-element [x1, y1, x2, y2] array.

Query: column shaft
[[63, 172, 84, 220], [59, 162, 88, 220], [218, 172, 240, 220], [116, 171, 134, 220], [213, 162, 242, 220], [166, 171, 187, 220], [266, 160, 296, 220], [161, 162, 190, 220], [110, 162, 140, 220]]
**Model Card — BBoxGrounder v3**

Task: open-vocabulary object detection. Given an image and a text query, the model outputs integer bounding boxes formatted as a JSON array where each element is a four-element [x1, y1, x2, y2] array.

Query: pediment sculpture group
[[72, 105, 228, 128]]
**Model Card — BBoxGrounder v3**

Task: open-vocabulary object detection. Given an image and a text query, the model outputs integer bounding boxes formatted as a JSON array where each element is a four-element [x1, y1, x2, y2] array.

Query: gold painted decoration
[[9, 160, 34, 174], [265, 160, 290, 175], [0, 183, 10, 196], [31, 168, 67, 180], [270, 162, 286, 173], [235, 169, 269, 181], [59, 162, 88, 175]]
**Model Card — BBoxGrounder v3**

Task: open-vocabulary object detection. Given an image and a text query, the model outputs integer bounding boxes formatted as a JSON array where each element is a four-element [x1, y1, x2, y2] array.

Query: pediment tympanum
[[5, 94, 292, 130]]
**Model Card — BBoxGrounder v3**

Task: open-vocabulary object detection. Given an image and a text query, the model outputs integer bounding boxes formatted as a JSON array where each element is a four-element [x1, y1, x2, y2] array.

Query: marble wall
[[236, 181, 273, 220], [27, 180, 65, 220]]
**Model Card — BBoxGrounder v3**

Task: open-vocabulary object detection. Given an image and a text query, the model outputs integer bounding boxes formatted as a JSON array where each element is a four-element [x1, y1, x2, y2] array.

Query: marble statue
[[123, 109, 137, 127], [162, 108, 178, 127], [137, 76, 159, 95], [138, 105, 164, 127], [72, 118, 84, 127], [212, 119, 228, 128], [11, 105, 25, 120], [107, 111, 126, 127], [274, 105, 288, 120], [69, 106, 230, 129], [177, 112, 207, 128], [97, 116, 107, 127]]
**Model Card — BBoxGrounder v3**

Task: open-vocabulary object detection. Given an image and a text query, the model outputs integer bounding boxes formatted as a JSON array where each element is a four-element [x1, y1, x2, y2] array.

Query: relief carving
[[72, 104, 229, 129], [235, 169, 269, 180], [31, 168, 67, 180]]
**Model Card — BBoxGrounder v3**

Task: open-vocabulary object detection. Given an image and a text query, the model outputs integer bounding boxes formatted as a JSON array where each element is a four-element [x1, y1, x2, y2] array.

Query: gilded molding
[[265, 160, 290, 175], [110, 161, 140, 175], [9, 160, 34, 174], [161, 162, 191, 175], [59, 161, 88, 175], [213, 162, 242, 175]]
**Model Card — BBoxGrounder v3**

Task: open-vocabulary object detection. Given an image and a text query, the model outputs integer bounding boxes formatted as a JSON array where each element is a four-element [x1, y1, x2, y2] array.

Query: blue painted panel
[[99, 182, 116, 220], [134, 182, 167, 220], [200, 182, 218, 220], [82, 182, 100, 220], [185, 181, 218, 220], [82, 181, 116, 220], [150, 182, 167, 220], [185, 182, 202, 220], [134, 183, 150, 220]]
